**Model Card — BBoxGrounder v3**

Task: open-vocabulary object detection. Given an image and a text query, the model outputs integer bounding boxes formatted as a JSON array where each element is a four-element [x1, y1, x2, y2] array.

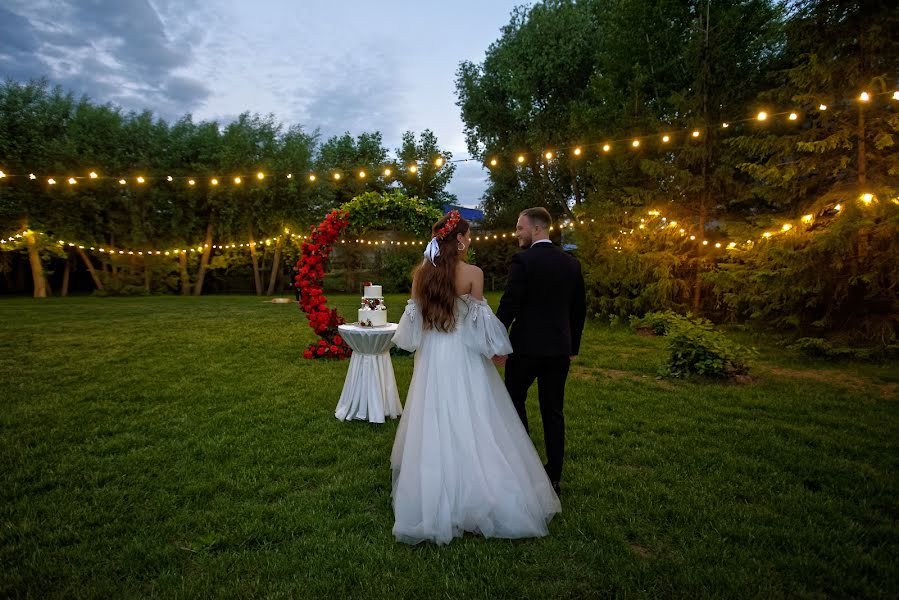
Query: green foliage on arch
[[341, 191, 441, 238]]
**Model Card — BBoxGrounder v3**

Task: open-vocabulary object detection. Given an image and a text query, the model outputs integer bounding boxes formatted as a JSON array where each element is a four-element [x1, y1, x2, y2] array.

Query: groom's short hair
[[520, 207, 552, 230]]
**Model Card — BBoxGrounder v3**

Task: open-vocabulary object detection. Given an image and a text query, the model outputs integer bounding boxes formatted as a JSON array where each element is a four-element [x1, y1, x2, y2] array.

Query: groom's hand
[[492, 355, 508, 367]]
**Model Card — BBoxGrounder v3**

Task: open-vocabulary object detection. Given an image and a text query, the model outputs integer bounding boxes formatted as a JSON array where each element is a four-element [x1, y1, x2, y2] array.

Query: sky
[[0, 0, 522, 206]]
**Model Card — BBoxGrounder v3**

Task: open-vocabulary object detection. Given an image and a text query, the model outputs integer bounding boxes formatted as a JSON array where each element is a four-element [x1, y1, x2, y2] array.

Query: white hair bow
[[424, 237, 440, 266]]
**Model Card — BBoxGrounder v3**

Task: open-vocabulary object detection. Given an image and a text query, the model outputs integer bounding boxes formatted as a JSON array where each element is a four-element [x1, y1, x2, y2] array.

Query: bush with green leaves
[[640, 312, 751, 379]]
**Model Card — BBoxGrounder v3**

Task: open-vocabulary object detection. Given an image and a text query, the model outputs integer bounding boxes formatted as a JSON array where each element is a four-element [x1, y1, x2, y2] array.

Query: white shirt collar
[[530, 239, 552, 247]]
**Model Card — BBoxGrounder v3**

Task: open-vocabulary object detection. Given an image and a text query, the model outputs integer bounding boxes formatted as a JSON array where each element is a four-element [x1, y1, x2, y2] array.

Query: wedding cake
[[358, 283, 387, 327]]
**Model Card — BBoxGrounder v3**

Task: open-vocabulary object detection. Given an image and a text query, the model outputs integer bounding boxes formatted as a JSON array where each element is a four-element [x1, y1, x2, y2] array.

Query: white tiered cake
[[358, 283, 387, 327]]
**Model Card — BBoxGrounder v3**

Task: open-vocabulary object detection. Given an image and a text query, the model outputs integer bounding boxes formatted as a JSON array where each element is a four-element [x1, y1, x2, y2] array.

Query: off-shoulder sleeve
[[392, 299, 423, 352], [462, 296, 513, 358]]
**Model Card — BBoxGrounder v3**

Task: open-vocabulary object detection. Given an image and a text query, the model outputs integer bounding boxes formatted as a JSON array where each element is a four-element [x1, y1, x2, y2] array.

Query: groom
[[495, 207, 587, 497]]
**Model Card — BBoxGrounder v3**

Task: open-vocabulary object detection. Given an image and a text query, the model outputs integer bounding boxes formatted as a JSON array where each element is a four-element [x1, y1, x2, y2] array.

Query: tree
[[393, 130, 457, 208]]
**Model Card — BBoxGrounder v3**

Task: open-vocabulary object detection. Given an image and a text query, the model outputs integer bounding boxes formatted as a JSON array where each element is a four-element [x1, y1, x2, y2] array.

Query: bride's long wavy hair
[[414, 212, 470, 332]]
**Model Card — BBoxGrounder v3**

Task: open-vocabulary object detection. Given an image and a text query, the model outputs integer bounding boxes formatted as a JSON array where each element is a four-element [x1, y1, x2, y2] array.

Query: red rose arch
[[294, 191, 441, 360]]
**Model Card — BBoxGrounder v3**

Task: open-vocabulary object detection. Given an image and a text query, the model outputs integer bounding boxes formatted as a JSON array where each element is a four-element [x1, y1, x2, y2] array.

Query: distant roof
[[443, 204, 484, 222]]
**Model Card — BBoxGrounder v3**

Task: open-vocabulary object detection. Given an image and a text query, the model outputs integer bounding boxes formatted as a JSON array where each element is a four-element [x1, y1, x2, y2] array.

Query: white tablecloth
[[334, 323, 402, 423]]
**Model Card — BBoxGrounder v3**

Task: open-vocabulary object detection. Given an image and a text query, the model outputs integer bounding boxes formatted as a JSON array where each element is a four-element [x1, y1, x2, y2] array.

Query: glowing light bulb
[[409, 165, 418, 173], [29, 173, 36, 180], [309, 174, 316, 182], [788, 113, 798, 121], [489, 159, 497, 167], [861, 193, 874, 204], [602, 144, 611, 152], [727, 242, 736, 249], [119, 179, 126, 185], [689, 235, 696, 240], [257, 172, 265, 180], [68, 177, 76, 184], [89, 171, 98, 179], [573, 147, 581, 156], [211, 178, 219, 186], [234, 177, 242, 184], [722, 123, 729, 128], [631, 140, 640, 148], [48, 178, 56, 185], [757, 111, 767, 121], [893, 91, 899, 100], [834, 203, 841, 211], [166, 175, 173, 182], [384, 168, 392, 176], [763, 232, 772, 238], [287, 173, 293, 179], [333, 173, 341, 180], [692, 130, 700, 138], [545, 151, 554, 160], [358, 170, 366, 179], [435, 157, 444, 167], [702, 240, 708, 246], [662, 135, 670, 143], [782, 224, 792, 231], [136, 176, 145, 183], [188, 179, 195, 186], [819, 104, 827, 111], [859, 91, 870, 102], [802, 214, 812, 223], [517, 155, 525, 163]]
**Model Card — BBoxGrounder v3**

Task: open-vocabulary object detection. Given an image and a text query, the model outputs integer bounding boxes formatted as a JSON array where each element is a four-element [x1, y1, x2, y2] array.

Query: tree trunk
[[193, 217, 215, 296], [858, 103, 866, 185], [248, 224, 263, 295], [61, 254, 71, 297], [75, 247, 104, 290], [692, 0, 711, 315], [266, 236, 283, 295], [26, 233, 48, 298], [179, 251, 190, 295]]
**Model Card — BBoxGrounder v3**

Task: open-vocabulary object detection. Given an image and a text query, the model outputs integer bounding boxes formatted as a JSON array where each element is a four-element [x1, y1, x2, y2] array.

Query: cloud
[[0, 0, 210, 120]]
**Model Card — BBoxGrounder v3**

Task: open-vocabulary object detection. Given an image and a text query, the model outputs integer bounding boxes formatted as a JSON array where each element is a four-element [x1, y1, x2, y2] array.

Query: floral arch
[[295, 191, 441, 359]]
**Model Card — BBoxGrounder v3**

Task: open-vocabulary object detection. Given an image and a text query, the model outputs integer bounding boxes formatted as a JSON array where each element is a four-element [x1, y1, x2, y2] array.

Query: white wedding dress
[[390, 294, 561, 545]]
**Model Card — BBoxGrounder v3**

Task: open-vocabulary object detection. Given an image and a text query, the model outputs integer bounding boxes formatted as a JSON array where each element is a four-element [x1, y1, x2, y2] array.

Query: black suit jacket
[[497, 242, 587, 357]]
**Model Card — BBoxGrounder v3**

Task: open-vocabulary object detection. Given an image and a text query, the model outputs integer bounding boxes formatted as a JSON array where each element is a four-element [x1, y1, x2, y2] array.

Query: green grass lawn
[[1, 294, 897, 599]]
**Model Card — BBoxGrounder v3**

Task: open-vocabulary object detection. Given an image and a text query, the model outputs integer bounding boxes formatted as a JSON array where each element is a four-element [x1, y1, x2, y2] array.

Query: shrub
[[643, 312, 751, 378]]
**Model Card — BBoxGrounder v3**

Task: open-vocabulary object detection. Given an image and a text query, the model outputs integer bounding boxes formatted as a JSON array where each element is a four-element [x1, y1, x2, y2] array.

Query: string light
[[409, 165, 418, 173], [67, 177, 76, 185], [234, 176, 242, 184], [722, 123, 730, 128], [48, 178, 56, 185], [545, 151, 554, 160], [662, 135, 670, 143], [211, 178, 219, 186], [136, 176, 145, 183], [89, 171, 98, 179], [757, 112, 767, 121], [819, 104, 827, 111], [287, 173, 293, 179], [782, 224, 792, 231], [309, 174, 316, 182], [333, 173, 341, 181], [859, 92, 870, 102], [861, 193, 874, 205], [358, 170, 366, 179], [119, 179, 126, 185], [788, 113, 798, 121], [691, 130, 700, 138], [602, 144, 611, 152], [166, 175, 173, 182], [435, 157, 444, 167], [489, 158, 497, 167], [802, 214, 813, 223], [29, 173, 36, 180], [384, 168, 392, 176], [631, 140, 640, 148], [188, 179, 196, 186], [517, 155, 525, 163], [573, 147, 581, 156]]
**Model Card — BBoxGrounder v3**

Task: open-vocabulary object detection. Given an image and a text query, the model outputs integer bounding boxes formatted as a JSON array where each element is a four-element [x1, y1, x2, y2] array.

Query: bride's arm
[[468, 265, 485, 301]]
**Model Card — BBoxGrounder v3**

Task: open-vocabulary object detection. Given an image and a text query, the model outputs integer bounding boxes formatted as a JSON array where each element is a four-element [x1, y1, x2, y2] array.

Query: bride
[[391, 210, 561, 545]]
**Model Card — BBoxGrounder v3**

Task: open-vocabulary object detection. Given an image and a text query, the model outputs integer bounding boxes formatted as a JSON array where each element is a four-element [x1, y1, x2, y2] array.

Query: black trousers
[[504, 354, 571, 482]]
